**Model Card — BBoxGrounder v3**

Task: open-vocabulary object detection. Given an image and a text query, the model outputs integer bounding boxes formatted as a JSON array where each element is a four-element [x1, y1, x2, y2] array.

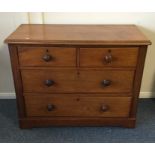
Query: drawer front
[[21, 69, 134, 93], [18, 47, 76, 67], [25, 95, 131, 117], [80, 47, 138, 67]]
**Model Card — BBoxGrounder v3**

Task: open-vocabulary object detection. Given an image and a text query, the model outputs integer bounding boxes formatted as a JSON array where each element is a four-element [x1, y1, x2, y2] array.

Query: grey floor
[[0, 99, 155, 143]]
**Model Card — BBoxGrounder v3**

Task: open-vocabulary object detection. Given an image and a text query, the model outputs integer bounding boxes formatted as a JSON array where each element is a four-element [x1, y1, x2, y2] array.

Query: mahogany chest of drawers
[[5, 24, 151, 128]]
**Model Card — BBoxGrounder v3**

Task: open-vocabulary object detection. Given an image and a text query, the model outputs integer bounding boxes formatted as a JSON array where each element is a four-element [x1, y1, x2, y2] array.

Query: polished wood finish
[[80, 47, 138, 67], [21, 69, 134, 93], [18, 47, 76, 67], [19, 117, 136, 128], [5, 24, 151, 45], [8, 45, 25, 118], [25, 95, 131, 117], [130, 46, 148, 117], [5, 24, 151, 129]]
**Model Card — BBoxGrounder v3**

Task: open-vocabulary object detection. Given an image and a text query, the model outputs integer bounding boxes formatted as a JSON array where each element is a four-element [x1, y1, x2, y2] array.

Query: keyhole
[[76, 98, 80, 101], [46, 49, 49, 53], [77, 71, 80, 78], [77, 71, 80, 75], [108, 49, 111, 53]]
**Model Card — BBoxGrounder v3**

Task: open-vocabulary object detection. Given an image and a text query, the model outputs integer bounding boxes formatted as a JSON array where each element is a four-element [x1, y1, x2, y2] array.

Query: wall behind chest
[[0, 12, 155, 98], [0, 13, 28, 98]]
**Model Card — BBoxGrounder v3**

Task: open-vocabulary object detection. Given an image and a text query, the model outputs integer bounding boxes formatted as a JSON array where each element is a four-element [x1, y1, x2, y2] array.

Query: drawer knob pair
[[47, 104, 109, 112], [45, 80, 111, 87], [47, 104, 55, 111], [43, 53, 52, 62], [45, 80, 55, 87], [101, 80, 111, 87]]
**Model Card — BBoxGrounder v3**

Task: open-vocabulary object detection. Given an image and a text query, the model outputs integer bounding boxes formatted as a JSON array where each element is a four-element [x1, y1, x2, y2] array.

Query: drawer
[[80, 47, 139, 67], [21, 69, 134, 93], [18, 47, 76, 67], [25, 95, 131, 117]]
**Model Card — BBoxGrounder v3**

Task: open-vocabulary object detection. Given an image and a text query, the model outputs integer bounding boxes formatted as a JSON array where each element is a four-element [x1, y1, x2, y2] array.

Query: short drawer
[[21, 69, 134, 93], [18, 46, 76, 67], [25, 95, 131, 117], [80, 47, 138, 67]]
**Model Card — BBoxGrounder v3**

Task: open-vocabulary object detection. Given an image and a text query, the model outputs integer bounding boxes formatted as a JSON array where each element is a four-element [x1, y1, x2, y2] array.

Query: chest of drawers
[[5, 24, 151, 128]]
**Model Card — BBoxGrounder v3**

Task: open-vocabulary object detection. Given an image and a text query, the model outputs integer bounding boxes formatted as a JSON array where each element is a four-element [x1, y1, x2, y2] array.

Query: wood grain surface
[[5, 24, 151, 45]]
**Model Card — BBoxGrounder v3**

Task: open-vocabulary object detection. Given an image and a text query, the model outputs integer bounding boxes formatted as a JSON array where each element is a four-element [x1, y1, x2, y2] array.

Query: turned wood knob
[[101, 105, 109, 112], [47, 104, 55, 111], [104, 50, 112, 63], [44, 79, 55, 87], [42, 53, 52, 62], [101, 80, 111, 87]]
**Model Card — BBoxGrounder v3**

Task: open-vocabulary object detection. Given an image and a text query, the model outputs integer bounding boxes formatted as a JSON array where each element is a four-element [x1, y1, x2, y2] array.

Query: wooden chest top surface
[[5, 24, 151, 45]]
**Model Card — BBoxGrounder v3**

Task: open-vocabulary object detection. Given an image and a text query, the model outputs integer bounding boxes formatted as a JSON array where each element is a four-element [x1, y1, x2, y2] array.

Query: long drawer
[[25, 94, 131, 117], [21, 69, 134, 93]]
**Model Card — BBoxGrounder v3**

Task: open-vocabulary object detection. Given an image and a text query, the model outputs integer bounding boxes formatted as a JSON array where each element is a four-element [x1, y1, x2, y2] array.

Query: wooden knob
[[101, 105, 109, 112], [44, 80, 55, 87], [104, 50, 112, 63], [42, 54, 52, 62], [101, 80, 111, 87], [47, 104, 55, 111]]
